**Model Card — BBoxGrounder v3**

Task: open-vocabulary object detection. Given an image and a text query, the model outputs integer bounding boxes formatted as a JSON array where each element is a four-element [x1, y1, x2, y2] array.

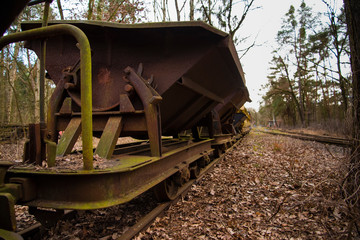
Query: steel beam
[[7, 140, 212, 210], [95, 116, 123, 159]]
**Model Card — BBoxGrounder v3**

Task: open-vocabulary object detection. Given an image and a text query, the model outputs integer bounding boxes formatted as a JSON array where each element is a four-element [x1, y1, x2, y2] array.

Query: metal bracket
[[95, 116, 123, 159], [124, 66, 162, 157], [0, 193, 16, 231], [56, 117, 82, 157]]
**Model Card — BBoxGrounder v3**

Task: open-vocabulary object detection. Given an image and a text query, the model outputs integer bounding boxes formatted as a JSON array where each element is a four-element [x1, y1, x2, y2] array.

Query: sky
[[238, 0, 344, 111]]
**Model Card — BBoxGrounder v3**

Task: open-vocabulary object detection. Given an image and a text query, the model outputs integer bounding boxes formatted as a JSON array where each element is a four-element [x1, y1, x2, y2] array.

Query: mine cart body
[[0, 21, 250, 233], [0, 0, 31, 36], [22, 21, 248, 138]]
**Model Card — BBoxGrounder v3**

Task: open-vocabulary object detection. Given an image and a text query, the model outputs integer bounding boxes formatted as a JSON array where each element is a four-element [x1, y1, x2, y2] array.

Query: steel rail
[[259, 129, 351, 147], [0, 24, 93, 170], [12, 132, 250, 240], [118, 132, 249, 240]]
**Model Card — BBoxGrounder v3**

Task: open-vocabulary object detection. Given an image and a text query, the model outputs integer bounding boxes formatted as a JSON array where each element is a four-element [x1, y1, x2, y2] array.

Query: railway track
[[258, 128, 352, 147], [7, 131, 249, 240], [0, 19, 252, 240]]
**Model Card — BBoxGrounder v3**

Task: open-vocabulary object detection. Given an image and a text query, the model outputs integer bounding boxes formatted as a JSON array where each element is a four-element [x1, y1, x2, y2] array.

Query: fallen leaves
[[2, 131, 353, 239], [137, 131, 351, 239]]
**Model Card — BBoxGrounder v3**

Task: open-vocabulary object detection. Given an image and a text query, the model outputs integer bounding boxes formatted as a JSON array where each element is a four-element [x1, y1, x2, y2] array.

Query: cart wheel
[[154, 176, 179, 201]]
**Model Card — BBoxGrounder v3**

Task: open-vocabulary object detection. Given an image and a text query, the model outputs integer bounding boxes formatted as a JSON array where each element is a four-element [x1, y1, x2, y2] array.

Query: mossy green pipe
[[0, 24, 93, 170]]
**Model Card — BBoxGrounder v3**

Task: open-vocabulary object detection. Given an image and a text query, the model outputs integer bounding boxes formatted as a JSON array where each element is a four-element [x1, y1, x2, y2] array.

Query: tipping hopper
[[22, 20, 249, 158]]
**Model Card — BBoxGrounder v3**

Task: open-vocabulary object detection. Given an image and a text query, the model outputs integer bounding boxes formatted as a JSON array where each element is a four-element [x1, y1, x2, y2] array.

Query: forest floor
[[136, 130, 354, 239], [0, 129, 357, 239]]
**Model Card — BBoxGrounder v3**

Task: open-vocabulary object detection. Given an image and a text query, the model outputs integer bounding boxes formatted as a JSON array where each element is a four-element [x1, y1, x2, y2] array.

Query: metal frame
[[0, 24, 94, 170], [7, 139, 213, 210]]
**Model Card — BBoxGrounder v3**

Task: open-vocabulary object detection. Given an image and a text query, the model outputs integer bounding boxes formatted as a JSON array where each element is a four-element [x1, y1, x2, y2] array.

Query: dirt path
[[137, 131, 350, 239]]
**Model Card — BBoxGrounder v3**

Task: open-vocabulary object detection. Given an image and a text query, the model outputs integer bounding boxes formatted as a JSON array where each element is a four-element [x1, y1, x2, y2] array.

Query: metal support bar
[[124, 66, 162, 157], [56, 117, 81, 157], [191, 126, 201, 141], [0, 229, 23, 240], [0, 193, 16, 231], [0, 24, 93, 170], [39, 0, 50, 124], [47, 77, 69, 142], [0, 162, 13, 187], [28, 124, 42, 165], [95, 116, 122, 159], [181, 77, 224, 103]]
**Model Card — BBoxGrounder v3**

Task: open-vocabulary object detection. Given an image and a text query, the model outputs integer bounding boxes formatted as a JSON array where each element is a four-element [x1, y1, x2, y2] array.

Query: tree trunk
[[174, 0, 180, 21], [207, 0, 211, 24], [162, 0, 167, 22], [189, 0, 194, 20], [343, 0, 360, 221], [0, 49, 5, 124], [34, 59, 40, 122], [7, 42, 21, 123], [88, 0, 95, 20], [344, 0, 360, 143], [57, 0, 64, 20]]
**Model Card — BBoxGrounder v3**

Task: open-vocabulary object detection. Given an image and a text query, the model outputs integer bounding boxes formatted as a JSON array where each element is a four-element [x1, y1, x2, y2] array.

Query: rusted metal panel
[[56, 114, 147, 134], [214, 86, 251, 133], [22, 21, 249, 137], [0, 0, 30, 36], [0, 193, 16, 231], [26, 124, 42, 165], [56, 117, 81, 157], [95, 116, 123, 159]]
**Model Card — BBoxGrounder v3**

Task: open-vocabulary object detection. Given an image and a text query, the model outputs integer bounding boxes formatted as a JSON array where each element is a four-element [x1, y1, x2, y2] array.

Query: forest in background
[[254, 1, 351, 136]]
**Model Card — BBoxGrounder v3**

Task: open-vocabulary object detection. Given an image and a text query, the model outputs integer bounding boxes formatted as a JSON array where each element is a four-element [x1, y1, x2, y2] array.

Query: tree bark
[[88, 0, 95, 20], [174, 0, 181, 21], [162, 0, 167, 21], [7, 42, 21, 123], [189, 0, 194, 20], [344, 0, 360, 146], [57, 0, 64, 20], [343, 0, 360, 219], [278, 56, 305, 125]]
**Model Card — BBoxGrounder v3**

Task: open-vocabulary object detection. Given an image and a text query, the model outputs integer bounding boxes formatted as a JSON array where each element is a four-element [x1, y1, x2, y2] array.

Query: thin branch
[[107, 0, 125, 22]]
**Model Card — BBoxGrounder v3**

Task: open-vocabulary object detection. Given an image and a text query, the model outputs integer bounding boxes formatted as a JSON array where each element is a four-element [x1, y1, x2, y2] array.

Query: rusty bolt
[[64, 83, 76, 90], [124, 67, 131, 74], [124, 84, 134, 93]]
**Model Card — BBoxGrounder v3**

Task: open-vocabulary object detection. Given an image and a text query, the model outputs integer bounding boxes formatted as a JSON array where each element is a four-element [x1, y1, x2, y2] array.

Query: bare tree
[[189, 0, 194, 20], [342, 0, 360, 234], [174, 0, 187, 21], [88, 0, 95, 20], [199, 0, 215, 26], [57, 0, 64, 20], [217, 0, 256, 39]]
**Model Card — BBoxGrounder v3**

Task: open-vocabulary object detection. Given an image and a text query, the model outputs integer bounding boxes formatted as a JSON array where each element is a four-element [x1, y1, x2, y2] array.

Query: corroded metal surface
[[0, 0, 30, 36], [22, 21, 249, 137], [0, 24, 94, 169], [0, 20, 251, 233], [6, 139, 212, 210]]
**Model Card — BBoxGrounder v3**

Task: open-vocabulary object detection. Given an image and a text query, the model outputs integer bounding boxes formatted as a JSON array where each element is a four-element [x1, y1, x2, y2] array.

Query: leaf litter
[[136, 130, 350, 239], [0, 131, 352, 239]]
